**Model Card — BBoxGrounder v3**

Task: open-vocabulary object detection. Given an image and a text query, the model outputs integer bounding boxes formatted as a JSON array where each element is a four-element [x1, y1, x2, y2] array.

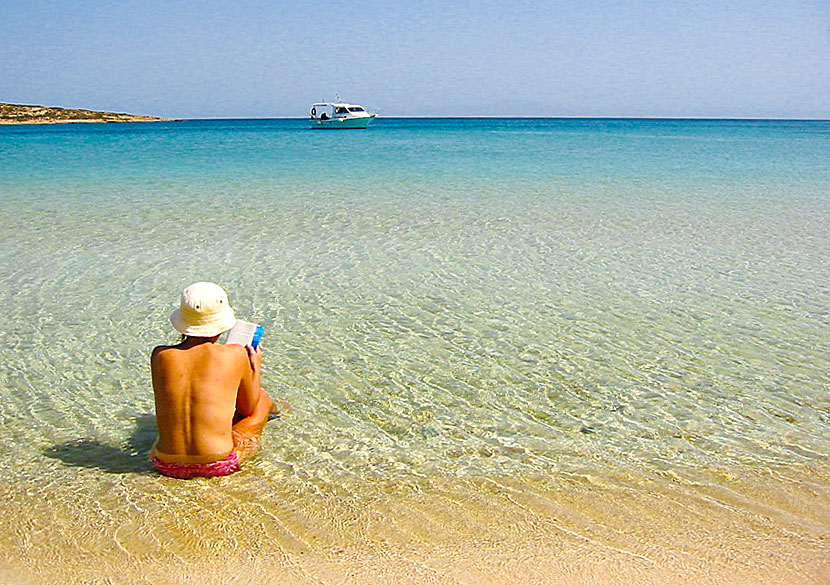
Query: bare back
[[151, 341, 253, 458]]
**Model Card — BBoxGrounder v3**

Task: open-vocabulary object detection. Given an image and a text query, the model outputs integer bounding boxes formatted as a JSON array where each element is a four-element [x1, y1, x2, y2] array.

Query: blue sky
[[2, 0, 828, 118]]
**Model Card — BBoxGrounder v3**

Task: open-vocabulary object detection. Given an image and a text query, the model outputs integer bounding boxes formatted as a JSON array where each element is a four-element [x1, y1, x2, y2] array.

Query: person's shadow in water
[[44, 414, 158, 474]]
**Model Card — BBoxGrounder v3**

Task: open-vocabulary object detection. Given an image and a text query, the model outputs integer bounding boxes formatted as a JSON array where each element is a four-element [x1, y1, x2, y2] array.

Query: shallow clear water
[[1, 118, 828, 583]]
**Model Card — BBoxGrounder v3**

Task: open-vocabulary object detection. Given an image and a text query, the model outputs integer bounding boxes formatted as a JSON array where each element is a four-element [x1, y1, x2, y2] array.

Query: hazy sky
[[2, 0, 828, 118]]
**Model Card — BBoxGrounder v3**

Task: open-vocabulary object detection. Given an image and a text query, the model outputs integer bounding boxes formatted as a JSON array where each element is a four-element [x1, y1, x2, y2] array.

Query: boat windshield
[[348, 107, 365, 112]]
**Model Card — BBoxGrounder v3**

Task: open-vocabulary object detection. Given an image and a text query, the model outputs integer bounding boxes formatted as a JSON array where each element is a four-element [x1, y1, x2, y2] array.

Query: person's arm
[[235, 344, 263, 418]]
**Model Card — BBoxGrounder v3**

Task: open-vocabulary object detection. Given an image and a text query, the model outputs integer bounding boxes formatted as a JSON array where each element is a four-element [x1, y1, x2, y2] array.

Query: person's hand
[[245, 344, 262, 374]]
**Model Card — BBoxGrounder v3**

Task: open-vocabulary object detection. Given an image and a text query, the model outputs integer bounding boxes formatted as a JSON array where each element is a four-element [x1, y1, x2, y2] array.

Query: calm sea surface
[[1, 118, 828, 583]]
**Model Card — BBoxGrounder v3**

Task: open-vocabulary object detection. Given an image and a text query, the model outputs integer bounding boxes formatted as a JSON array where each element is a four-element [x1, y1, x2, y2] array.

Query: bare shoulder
[[208, 343, 249, 364], [151, 344, 175, 362], [208, 344, 250, 377]]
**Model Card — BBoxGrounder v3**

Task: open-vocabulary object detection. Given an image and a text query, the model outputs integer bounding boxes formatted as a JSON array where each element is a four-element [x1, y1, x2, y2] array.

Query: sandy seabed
[[1, 464, 827, 585]]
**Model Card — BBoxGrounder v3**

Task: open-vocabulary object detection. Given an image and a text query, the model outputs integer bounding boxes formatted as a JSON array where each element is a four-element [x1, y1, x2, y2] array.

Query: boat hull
[[310, 115, 375, 129]]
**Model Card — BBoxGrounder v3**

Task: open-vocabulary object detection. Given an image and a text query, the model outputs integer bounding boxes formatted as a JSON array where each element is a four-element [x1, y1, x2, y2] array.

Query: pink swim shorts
[[151, 450, 241, 479]]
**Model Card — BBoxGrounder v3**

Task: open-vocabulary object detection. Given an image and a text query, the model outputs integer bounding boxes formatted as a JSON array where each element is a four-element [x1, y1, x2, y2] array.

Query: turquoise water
[[1, 118, 829, 583]]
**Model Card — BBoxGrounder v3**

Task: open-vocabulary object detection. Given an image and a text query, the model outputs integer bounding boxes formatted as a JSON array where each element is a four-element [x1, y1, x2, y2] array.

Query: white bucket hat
[[170, 282, 237, 337]]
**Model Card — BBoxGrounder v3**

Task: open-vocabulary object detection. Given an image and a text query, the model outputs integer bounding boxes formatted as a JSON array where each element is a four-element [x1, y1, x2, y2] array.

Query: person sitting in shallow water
[[150, 282, 277, 479]]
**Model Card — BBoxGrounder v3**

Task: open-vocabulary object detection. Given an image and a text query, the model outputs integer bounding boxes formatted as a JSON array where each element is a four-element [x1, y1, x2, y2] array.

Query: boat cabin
[[310, 102, 369, 121]]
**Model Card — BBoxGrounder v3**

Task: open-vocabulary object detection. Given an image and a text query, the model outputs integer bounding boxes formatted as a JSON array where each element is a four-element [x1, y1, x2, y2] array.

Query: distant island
[[0, 103, 174, 125]]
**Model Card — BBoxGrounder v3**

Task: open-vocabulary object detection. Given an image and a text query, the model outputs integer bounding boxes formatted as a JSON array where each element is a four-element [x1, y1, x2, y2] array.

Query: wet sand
[[2, 464, 826, 584]]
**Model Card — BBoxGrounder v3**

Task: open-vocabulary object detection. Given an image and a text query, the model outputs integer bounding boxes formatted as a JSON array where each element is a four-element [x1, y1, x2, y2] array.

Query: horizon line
[[183, 115, 830, 121]]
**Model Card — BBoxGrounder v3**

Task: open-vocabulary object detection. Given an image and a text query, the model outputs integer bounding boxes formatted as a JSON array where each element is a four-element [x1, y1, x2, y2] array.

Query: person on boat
[[150, 282, 276, 479]]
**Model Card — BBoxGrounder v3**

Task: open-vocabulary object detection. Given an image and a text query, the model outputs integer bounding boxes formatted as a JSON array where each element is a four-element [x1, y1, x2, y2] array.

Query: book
[[225, 320, 264, 350]]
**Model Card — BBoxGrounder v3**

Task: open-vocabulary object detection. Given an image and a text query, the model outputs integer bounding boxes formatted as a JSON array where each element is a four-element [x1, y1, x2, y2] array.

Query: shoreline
[[3, 467, 827, 585]]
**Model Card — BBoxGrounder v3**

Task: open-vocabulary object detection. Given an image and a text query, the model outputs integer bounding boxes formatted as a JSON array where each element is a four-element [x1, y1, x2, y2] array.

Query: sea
[[0, 118, 828, 584]]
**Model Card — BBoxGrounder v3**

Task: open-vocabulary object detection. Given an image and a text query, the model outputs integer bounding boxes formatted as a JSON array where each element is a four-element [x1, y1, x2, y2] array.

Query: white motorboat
[[309, 100, 376, 129]]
